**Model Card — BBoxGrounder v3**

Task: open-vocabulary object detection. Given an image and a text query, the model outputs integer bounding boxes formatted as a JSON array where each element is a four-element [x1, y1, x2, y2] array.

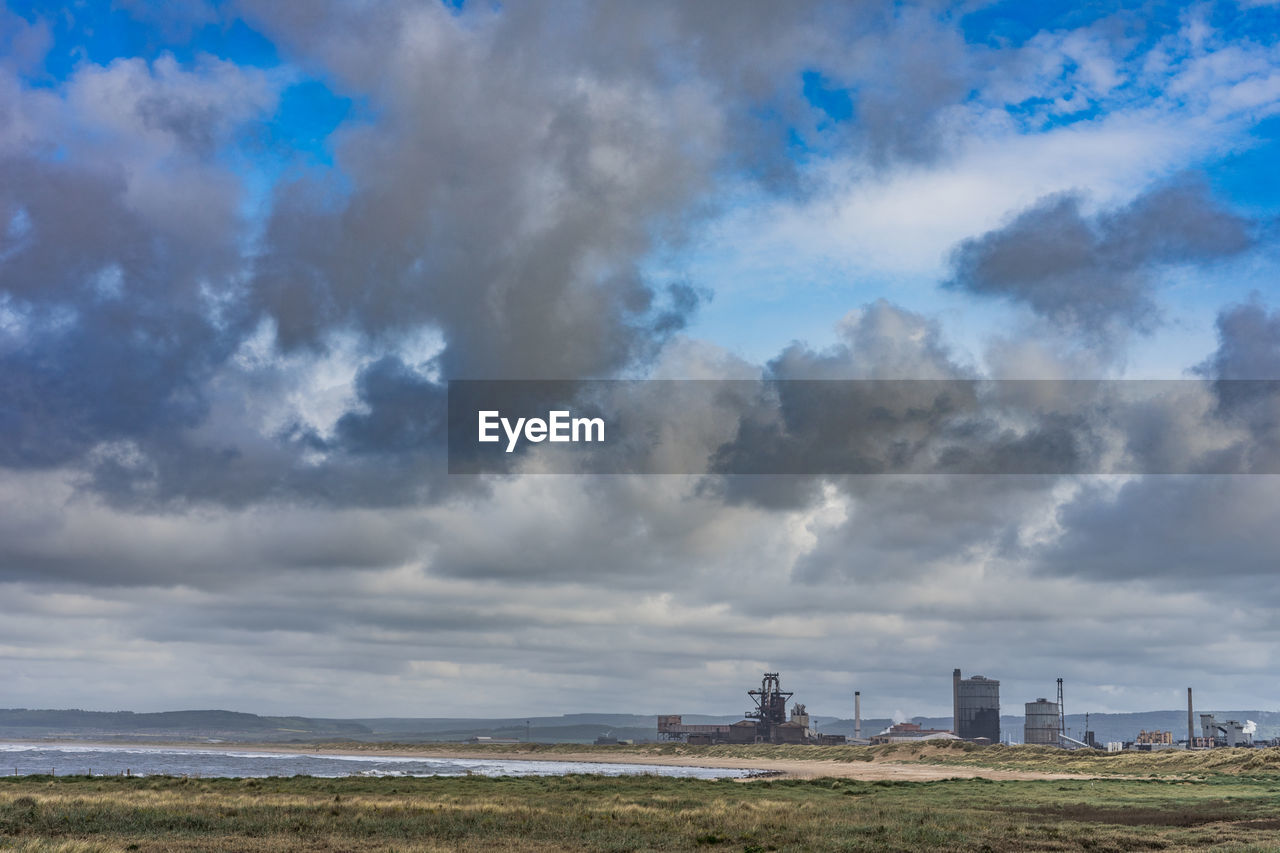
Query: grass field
[[5, 755, 1280, 852]]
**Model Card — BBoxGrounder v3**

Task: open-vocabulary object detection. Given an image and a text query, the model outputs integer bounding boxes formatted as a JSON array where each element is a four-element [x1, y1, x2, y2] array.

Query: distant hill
[[0, 709, 370, 741], [344, 713, 663, 744], [0, 709, 654, 745], [351, 713, 659, 734]]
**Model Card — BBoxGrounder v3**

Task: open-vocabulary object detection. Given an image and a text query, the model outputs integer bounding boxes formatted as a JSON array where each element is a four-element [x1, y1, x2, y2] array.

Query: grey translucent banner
[[447, 379, 1280, 475]]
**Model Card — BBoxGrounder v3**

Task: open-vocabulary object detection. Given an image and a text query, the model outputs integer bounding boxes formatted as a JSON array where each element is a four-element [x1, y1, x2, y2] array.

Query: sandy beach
[[275, 746, 1098, 782]]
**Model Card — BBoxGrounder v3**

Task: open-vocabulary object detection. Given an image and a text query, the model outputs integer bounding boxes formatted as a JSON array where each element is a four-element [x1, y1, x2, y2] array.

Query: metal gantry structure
[[1055, 677, 1092, 749], [746, 672, 792, 737]]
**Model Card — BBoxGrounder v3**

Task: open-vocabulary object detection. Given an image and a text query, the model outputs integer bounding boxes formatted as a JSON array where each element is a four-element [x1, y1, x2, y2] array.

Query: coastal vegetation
[[5, 752, 1280, 852]]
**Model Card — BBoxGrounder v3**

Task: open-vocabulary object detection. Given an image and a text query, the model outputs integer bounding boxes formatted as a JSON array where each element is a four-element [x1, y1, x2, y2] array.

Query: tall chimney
[[953, 668, 962, 736], [1188, 687, 1194, 748], [854, 691, 861, 740]]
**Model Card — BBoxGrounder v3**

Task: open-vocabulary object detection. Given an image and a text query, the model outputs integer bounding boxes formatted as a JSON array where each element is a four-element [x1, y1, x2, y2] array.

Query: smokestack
[[953, 669, 961, 736], [854, 691, 861, 740], [1057, 677, 1065, 740], [1188, 687, 1194, 748]]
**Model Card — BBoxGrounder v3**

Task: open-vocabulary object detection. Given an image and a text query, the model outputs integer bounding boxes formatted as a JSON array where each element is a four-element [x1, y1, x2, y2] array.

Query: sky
[[2, 0, 1280, 723]]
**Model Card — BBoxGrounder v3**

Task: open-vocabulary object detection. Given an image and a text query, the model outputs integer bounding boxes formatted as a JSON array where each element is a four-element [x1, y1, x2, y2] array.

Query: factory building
[[1024, 698, 1061, 745], [659, 672, 845, 745], [656, 716, 731, 742], [1200, 714, 1254, 748], [1135, 730, 1173, 745], [870, 722, 959, 745], [1130, 729, 1178, 752], [952, 669, 1000, 742]]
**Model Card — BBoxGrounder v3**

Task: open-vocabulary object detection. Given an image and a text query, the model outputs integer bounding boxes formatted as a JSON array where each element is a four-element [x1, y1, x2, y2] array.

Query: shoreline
[[0, 738, 1098, 782]]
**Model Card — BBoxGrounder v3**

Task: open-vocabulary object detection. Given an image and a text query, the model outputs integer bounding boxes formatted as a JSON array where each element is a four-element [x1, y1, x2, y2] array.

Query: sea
[[0, 742, 749, 780]]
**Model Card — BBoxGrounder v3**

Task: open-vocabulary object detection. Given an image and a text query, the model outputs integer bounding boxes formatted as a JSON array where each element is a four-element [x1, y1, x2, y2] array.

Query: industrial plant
[[659, 672, 846, 745], [661, 670, 1270, 752], [1017, 681, 1268, 751]]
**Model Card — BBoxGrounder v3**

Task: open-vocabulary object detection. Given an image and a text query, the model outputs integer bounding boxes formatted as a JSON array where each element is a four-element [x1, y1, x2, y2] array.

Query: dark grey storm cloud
[[1033, 475, 1280, 583], [5, 0, 717, 506], [0, 0, 999, 513], [1193, 301, 1280, 475], [1198, 299, 1280, 381], [239, 0, 979, 381], [662, 298, 1280, 590], [0, 156, 243, 470], [947, 178, 1256, 332], [1029, 298, 1280, 588], [245, 0, 977, 180], [687, 303, 1269, 490]]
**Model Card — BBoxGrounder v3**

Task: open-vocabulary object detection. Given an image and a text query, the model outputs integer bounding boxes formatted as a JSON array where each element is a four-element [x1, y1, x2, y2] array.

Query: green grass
[[5, 771, 1280, 851]]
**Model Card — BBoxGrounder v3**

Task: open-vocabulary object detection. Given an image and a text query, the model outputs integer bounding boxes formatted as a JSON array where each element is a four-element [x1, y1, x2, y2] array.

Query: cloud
[[0, 0, 1008, 510], [243, 1, 728, 379], [1034, 475, 1280, 584], [704, 304, 1113, 492], [773, 300, 968, 381], [0, 8, 51, 77], [0, 469, 430, 587], [1194, 299, 1280, 473], [5, 0, 1280, 722], [946, 178, 1256, 333], [1031, 298, 1280, 589], [1198, 298, 1280, 381], [2, 4, 728, 506], [0, 156, 241, 471]]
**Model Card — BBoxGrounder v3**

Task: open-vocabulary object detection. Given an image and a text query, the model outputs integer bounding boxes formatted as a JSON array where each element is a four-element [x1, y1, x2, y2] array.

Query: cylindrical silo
[[1024, 698, 1060, 746], [955, 674, 1001, 742]]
